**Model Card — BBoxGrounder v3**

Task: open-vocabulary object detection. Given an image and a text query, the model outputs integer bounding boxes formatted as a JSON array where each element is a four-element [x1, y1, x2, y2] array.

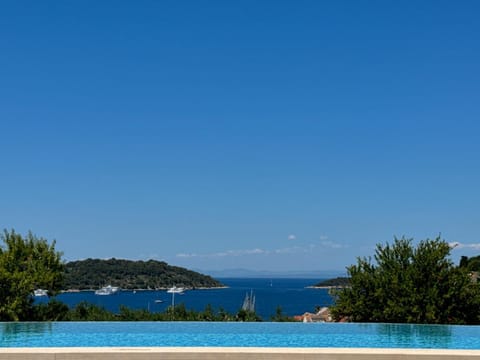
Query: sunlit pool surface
[[1, 322, 480, 349]]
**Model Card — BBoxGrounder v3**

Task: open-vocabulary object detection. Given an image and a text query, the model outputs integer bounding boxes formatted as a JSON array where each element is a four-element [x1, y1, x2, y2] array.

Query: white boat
[[167, 286, 185, 294], [95, 285, 120, 295], [33, 289, 48, 297]]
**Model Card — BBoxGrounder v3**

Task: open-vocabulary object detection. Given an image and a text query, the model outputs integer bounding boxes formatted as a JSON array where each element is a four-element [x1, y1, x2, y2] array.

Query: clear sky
[[1, 1, 479, 273]]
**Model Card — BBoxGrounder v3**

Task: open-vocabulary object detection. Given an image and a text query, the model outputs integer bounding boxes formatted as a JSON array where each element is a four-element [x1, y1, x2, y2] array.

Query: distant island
[[311, 277, 350, 288], [64, 258, 223, 290]]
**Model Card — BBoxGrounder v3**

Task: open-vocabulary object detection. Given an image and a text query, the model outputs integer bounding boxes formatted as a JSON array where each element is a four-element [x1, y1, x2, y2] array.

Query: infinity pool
[[1, 322, 480, 349]]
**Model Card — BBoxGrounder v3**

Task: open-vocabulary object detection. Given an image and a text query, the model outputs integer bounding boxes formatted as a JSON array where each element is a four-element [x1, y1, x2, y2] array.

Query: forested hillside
[[64, 258, 223, 290]]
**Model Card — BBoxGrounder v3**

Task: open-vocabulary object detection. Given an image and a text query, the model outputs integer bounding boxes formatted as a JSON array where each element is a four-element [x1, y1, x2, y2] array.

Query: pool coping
[[2, 347, 480, 359]]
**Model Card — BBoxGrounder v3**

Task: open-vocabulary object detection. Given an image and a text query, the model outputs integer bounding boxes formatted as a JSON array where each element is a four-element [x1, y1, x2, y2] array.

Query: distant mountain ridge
[[64, 258, 223, 290], [199, 268, 345, 279]]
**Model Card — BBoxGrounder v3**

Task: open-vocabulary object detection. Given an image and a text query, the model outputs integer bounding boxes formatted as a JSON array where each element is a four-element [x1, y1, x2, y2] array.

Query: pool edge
[[2, 347, 480, 360]]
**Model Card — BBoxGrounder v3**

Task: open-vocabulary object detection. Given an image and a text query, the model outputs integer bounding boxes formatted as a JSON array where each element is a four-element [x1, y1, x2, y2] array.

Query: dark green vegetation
[[32, 300, 264, 322], [314, 277, 350, 287], [330, 236, 480, 324], [65, 258, 223, 290], [0, 230, 64, 320], [459, 255, 480, 272]]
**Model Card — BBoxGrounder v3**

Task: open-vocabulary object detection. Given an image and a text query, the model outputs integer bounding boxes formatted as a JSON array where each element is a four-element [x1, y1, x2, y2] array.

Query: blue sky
[[1, 1, 479, 273]]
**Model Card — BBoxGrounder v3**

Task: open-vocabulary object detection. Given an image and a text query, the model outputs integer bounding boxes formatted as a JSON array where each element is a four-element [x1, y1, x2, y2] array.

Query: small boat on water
[[33, 289, 48, 297], [95, 285, 120, 295]]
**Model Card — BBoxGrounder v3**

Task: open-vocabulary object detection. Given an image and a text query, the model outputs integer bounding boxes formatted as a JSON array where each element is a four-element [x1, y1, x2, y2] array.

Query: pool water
[[1, 322, 480, 349]]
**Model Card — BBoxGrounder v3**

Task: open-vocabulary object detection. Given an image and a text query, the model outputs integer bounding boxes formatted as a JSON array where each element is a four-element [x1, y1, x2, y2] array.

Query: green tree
[[459, 255, 480, 273], [32, 299, 70, 321], [0, 229, 64, 320], [236, 309, 261, 322], [67, 302, 117, 321], [459, 255, 470, 269], [330, 236, 480, 324], [270, 306, 295, 322]]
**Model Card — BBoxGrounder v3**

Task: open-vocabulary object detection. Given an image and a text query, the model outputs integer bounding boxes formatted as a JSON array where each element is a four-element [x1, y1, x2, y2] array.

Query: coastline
[[306, 285, 348, 289], [61, 286, 229, 293]]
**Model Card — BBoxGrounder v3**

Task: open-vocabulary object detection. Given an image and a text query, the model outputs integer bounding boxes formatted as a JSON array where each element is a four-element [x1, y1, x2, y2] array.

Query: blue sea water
[[51, 278, 334, 320], [2, 322, 480, 349]]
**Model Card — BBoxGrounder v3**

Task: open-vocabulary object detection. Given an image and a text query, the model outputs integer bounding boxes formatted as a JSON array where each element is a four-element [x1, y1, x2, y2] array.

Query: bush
[[330, 236, 480, 324]]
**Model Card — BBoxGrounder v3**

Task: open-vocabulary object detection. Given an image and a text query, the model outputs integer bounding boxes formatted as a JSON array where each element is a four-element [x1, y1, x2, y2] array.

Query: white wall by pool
[[2, 347, 480, 360]]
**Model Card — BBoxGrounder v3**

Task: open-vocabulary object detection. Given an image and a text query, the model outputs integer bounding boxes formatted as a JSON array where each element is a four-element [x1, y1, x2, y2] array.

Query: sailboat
[[242, 290, 255, 312]]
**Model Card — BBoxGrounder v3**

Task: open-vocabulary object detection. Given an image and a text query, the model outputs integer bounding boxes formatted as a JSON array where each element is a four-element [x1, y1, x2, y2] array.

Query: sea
[[46, 278, 334, 320]]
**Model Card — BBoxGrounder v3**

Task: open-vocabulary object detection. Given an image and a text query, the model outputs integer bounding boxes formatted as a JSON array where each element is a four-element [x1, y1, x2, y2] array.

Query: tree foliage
[[270, 306, 295, 322], [32, 300, 263, 322], [459, 255, 480, 272], [330, 236, 480, 324], [0, 229, 64, 320]]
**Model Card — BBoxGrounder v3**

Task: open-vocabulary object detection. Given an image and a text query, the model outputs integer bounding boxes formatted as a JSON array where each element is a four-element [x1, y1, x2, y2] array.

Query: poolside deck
[[2, 347, 480, 360]]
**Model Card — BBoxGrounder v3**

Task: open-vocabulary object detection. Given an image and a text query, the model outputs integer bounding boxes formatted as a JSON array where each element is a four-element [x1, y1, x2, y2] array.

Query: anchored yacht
[[95, 285, 120, 295]]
